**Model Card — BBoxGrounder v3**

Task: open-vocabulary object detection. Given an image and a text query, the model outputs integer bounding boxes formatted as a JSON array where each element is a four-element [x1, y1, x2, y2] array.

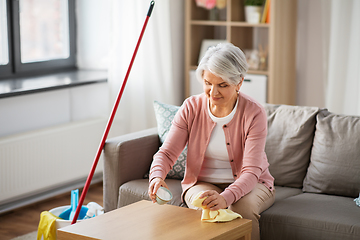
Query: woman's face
[[203, 70, 241, 109]]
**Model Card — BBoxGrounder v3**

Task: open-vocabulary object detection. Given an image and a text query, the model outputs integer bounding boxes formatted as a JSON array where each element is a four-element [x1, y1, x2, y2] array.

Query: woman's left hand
[[199, 190, 227, 210]]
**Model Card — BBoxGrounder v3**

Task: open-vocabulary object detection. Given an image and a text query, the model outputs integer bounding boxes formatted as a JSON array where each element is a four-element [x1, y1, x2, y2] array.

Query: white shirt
[[198, 99, 238, 183]]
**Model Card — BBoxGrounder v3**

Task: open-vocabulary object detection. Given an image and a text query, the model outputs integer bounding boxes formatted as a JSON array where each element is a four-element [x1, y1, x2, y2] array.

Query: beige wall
[[296, 0, 325, 108]]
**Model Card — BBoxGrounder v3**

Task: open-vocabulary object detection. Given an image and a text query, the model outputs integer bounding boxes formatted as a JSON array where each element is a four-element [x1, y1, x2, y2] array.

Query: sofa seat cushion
[[260, 193, 360, 240], [274, 186, 303, 202], [118, 179, 186, 208]]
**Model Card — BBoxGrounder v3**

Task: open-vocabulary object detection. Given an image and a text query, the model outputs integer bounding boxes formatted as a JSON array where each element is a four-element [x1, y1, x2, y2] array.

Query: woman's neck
[[209, 95, 238, 118]]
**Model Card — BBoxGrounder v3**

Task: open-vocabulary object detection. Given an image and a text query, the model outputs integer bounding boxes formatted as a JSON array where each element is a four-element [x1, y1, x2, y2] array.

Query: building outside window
[[0, 0, 76, 79], [0, 0, 9, 66]]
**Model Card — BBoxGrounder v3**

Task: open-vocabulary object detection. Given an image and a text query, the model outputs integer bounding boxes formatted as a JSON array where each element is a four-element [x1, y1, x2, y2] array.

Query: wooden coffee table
[[57, 200, 252, 240]]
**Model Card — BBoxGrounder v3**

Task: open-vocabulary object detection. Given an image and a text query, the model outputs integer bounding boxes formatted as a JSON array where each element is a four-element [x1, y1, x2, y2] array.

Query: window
[[0, 0, 76, 79], [0, 0, 10, 72], [0, 0, 9, 65]]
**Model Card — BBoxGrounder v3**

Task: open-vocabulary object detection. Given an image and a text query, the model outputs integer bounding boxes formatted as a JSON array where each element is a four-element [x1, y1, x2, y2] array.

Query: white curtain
[[76, 0, 112, 69], [108, 0, 184, 135], [322, 0, 360, 115]]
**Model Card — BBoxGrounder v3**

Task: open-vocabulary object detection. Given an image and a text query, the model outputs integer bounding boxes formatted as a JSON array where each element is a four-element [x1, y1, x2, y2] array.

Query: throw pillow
[[303, 109, 360, 198], [264, 104, 320, 188], [152, 101, 187, 180]]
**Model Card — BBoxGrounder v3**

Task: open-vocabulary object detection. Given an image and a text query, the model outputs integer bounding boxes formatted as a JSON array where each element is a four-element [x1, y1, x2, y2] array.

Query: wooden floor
[[0, 182, 103, 240]]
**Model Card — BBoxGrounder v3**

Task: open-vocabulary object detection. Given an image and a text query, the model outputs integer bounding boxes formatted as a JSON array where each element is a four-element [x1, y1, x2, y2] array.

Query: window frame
[[0, 0, 76, 80]]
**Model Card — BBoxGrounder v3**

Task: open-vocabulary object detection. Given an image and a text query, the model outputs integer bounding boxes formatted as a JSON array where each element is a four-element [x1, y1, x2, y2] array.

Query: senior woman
[[148, 42, 275, 240]]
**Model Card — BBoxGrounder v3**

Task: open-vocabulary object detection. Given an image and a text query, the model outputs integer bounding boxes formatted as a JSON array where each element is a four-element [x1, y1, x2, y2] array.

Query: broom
[[71, 0, 155, 224]]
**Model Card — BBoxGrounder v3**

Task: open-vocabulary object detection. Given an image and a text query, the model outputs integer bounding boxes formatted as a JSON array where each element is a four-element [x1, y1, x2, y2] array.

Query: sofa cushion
[[273, 186, 303, 202], [153, 101, 187, 180], [264, 104, 319, 188], [260, 193, 360, 240], [303, 109, 360, 198], [118, 179, 185, 208], [262, 103, 281, 116]]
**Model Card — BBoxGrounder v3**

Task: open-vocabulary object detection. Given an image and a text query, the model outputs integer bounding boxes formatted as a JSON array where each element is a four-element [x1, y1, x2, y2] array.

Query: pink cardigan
[[150, 93, 274, 207]]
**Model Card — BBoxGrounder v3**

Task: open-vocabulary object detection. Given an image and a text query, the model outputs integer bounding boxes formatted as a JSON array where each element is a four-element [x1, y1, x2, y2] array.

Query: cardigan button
[[231, 159, 234, 162], [227, 143, 230, 145], [234, 174, 237, 177], [223, 125, 227, 128]]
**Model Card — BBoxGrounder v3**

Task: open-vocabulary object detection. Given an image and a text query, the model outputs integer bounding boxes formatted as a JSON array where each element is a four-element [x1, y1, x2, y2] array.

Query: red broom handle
[[71, 1, 155, 224]]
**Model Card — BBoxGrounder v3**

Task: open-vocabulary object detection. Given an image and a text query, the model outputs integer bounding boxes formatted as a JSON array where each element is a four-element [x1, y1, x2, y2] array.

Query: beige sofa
[[103, 103, 360, 240]]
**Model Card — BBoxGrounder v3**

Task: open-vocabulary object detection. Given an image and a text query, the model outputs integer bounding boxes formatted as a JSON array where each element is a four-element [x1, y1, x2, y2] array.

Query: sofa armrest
[[103, 127, 160, 212]]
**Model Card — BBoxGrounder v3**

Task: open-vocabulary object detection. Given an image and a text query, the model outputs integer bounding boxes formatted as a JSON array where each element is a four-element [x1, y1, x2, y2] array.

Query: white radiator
[[0, 118, 107, 213]]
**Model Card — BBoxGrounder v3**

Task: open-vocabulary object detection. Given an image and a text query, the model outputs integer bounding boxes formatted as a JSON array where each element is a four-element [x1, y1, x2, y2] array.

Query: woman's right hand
[[148, 177, 168, 203]]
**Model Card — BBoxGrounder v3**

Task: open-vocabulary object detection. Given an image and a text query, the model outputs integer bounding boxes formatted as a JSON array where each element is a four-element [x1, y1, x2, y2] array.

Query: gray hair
[[196, 42, 248, 85]]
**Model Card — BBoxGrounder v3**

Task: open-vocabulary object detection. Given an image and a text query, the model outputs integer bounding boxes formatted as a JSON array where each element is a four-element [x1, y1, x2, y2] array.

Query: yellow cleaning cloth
[[37, 211, 61, 240], [191, 192, 242, 223]]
